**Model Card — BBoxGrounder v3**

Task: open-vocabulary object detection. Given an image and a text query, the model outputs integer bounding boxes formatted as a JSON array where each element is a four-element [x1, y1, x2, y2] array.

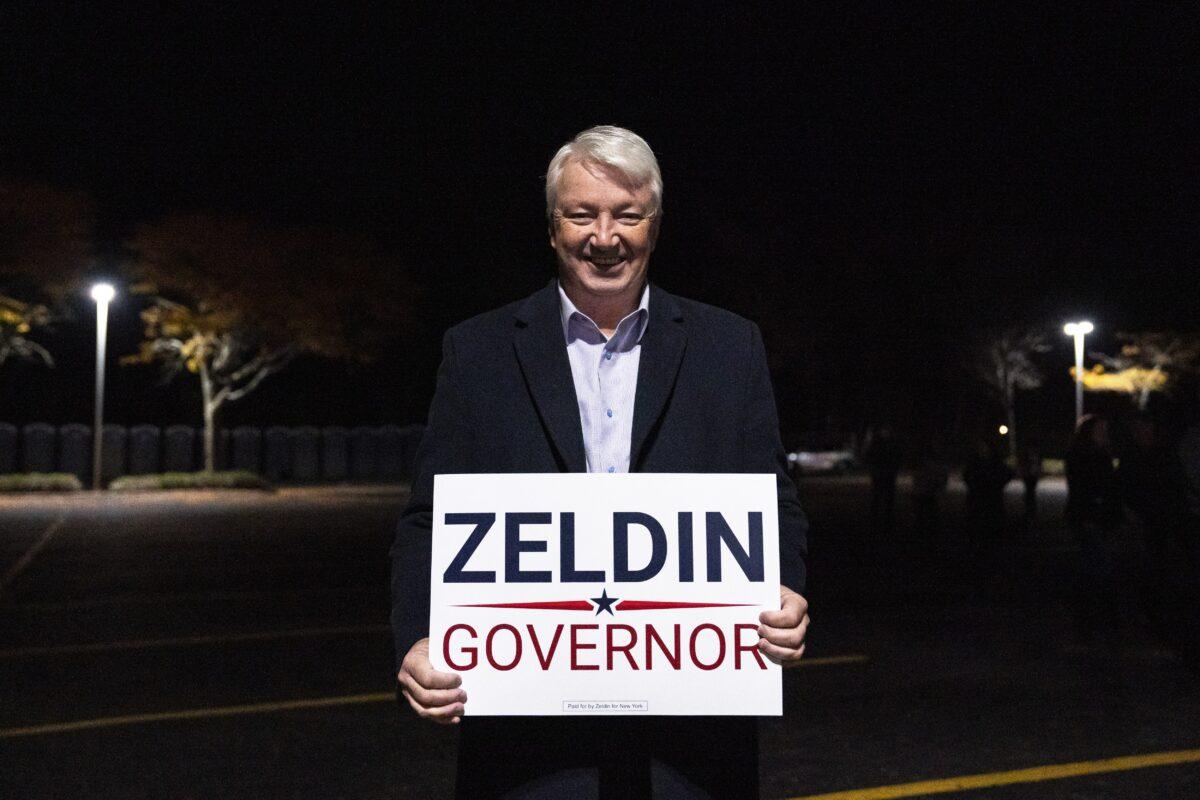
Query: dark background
[[3, 4, 1198, 452]]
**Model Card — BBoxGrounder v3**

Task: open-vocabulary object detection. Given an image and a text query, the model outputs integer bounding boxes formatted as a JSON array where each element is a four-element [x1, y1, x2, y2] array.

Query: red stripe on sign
[[615, 601, 757, 610], [452, 601, 594, 611]]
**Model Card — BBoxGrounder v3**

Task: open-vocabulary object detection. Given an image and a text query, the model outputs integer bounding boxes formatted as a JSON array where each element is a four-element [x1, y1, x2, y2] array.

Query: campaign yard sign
[[429, 473, 782, 716]]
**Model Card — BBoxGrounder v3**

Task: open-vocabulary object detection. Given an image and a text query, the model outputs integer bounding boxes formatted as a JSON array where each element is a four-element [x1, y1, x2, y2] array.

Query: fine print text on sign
[[429, 473, 782, 716]]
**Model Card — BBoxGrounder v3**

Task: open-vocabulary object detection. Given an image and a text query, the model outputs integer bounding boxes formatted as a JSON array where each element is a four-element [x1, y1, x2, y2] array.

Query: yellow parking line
[[0, 624, 390, 659], [1, 652, 868, 738], [786, 749, 1200, 800], [0, 693, 395, 738]]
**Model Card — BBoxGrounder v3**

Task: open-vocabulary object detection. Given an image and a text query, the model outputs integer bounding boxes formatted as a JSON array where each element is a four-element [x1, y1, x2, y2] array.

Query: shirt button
[[607, 466, 615, 473], [605, 351, 613, 360], [606, 408, 613, 418]]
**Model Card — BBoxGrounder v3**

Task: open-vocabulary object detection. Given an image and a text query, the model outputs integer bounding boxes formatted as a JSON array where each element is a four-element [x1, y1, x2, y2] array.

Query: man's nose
[[590, 214, 619, 249]]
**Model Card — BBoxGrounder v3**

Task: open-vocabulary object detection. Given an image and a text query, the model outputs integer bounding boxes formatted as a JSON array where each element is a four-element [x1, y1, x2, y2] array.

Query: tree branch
[[223, 350, 295, 403]]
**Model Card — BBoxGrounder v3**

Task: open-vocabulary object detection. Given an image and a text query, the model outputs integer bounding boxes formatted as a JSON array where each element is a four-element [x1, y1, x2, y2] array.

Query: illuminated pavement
[[1, 479, 1198, 799]]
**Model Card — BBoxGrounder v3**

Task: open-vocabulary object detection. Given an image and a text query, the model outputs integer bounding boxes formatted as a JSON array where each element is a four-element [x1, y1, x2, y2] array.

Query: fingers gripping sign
[[757, 586, 809, 666], [398, 638, 467, 725]]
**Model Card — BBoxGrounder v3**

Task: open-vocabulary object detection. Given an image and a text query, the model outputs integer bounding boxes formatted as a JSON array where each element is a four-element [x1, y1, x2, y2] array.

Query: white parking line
[[0, 624, 391, 659], [0, 513, 69, 599], [1, 625, 865, 669], [6, 585, 382, 611], [0, 693, 395, 738]]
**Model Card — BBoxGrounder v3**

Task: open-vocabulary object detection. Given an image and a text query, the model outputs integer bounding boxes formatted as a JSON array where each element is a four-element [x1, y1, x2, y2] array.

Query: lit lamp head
[[1063, 321, 1093, 336], [90, 283, 116, 304]]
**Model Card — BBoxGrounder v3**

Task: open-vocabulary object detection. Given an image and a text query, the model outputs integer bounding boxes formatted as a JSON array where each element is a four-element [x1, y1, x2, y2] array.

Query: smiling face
[[550, 158, 658, 312]]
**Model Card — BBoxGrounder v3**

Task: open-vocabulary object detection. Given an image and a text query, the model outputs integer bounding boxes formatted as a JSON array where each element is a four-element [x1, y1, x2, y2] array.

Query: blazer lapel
[[630, 285, 687, 470], [513, 280, 587, 473]]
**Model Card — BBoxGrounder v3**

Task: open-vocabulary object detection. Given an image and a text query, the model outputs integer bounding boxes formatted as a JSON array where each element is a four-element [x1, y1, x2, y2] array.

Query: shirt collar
[[557, 281, 650, 348]]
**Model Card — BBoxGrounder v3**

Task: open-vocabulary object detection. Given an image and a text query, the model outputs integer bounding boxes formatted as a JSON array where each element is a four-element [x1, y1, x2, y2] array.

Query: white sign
[[429, 473, 782, 716]]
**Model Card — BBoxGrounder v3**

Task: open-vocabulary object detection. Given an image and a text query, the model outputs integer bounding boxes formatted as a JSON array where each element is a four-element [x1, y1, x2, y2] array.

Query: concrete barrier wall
[[0, 423, 423, 483]]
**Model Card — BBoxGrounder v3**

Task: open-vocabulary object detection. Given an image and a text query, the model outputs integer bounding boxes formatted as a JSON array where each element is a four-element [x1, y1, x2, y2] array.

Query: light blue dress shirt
[[557, 282, 650, 474]]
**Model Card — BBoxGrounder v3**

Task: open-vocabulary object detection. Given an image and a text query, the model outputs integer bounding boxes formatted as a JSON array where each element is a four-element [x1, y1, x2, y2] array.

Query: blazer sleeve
[[390, 329, 475, 671], [742, 323, 809, 595]]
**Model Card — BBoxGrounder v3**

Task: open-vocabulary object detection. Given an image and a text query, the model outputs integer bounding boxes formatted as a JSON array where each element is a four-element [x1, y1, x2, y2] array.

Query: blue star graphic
[[591, 588, 619, 616]]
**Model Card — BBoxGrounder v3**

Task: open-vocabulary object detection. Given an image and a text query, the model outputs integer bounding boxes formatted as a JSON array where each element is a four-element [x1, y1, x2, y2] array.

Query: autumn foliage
[[123, 212, 411, 470]]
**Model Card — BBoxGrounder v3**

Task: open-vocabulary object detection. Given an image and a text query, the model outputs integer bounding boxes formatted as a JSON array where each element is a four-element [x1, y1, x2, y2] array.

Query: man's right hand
[[397, 638, 466, 725]]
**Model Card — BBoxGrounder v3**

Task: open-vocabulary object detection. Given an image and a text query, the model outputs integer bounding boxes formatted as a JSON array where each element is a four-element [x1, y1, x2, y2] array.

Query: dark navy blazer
[[389, 280, 809, 798]]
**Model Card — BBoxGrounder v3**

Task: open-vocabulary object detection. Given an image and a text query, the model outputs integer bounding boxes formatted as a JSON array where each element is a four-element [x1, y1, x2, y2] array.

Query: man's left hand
[[758, 585, 809, 667]]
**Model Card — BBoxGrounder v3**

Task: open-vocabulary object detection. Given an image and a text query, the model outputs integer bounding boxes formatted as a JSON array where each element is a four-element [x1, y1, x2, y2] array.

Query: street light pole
[[91, 283, 116, 490], [1063, 320, 1093, 425]]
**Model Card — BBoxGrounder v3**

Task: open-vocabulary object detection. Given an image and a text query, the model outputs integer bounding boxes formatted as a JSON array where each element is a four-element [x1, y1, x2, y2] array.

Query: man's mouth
[[587, 255, 624, 267]]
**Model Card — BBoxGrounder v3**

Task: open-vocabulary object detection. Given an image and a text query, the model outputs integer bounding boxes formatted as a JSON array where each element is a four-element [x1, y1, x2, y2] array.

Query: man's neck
[[561, 281, 645, 337]]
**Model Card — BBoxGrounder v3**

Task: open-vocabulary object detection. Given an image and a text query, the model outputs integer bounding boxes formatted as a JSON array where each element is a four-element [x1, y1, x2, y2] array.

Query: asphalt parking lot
[[1, 478, 1198, 799]]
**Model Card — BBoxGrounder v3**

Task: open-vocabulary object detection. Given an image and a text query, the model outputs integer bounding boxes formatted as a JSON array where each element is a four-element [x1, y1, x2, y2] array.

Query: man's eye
[[619, 215, 644, 225]]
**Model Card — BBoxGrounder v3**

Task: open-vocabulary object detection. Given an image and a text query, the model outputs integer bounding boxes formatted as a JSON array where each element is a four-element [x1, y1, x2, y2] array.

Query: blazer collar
[[513, 279, 687, 473], [630, 284, 686, 470], [514, 280, 587, 472]]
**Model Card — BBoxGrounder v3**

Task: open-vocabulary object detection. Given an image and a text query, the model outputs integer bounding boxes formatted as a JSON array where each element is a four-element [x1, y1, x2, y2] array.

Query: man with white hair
[[391, 125, 809, 798]]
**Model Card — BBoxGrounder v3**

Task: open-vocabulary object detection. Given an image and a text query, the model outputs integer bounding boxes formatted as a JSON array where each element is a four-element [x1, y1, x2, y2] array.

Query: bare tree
[[1089, 332, 1200, 409], [975, 327, 1050, 461]]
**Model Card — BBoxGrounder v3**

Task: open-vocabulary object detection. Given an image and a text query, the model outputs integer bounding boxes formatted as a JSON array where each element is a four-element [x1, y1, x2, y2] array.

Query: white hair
[[545, 125, 662, 221]]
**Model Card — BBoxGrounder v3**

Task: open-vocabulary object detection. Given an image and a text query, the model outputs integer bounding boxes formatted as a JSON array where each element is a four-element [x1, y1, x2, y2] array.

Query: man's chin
[[584, 266, 643, 291], [560, 261, 645, 297], [582, 278, 637, 298], [562, 270, 616, 290]]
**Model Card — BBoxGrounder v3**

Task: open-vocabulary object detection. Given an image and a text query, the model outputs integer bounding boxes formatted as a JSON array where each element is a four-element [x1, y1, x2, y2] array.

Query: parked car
[[787, 449, 859, 475]]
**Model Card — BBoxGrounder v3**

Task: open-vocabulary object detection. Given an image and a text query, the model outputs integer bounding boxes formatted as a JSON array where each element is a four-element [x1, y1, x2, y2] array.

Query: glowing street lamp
[[1063, 320, 1093, 424], [90, 283, 116, 489]]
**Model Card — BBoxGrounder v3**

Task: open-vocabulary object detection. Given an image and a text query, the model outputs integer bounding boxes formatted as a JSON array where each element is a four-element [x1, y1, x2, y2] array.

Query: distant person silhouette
[[1120, 414, 1199, 578], [1182, 422, 1200, 505], [866, 426, 903, 537], [963, 437, 1013, 546], [1017, 443, 1043, 522], [1065, 415, 1124, 641], [911, 443, 949, 549], [1180, 419, 1200, 580]]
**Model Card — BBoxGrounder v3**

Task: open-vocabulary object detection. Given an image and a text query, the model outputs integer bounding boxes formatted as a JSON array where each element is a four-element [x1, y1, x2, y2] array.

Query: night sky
[[2, 5, 1198, 449]]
